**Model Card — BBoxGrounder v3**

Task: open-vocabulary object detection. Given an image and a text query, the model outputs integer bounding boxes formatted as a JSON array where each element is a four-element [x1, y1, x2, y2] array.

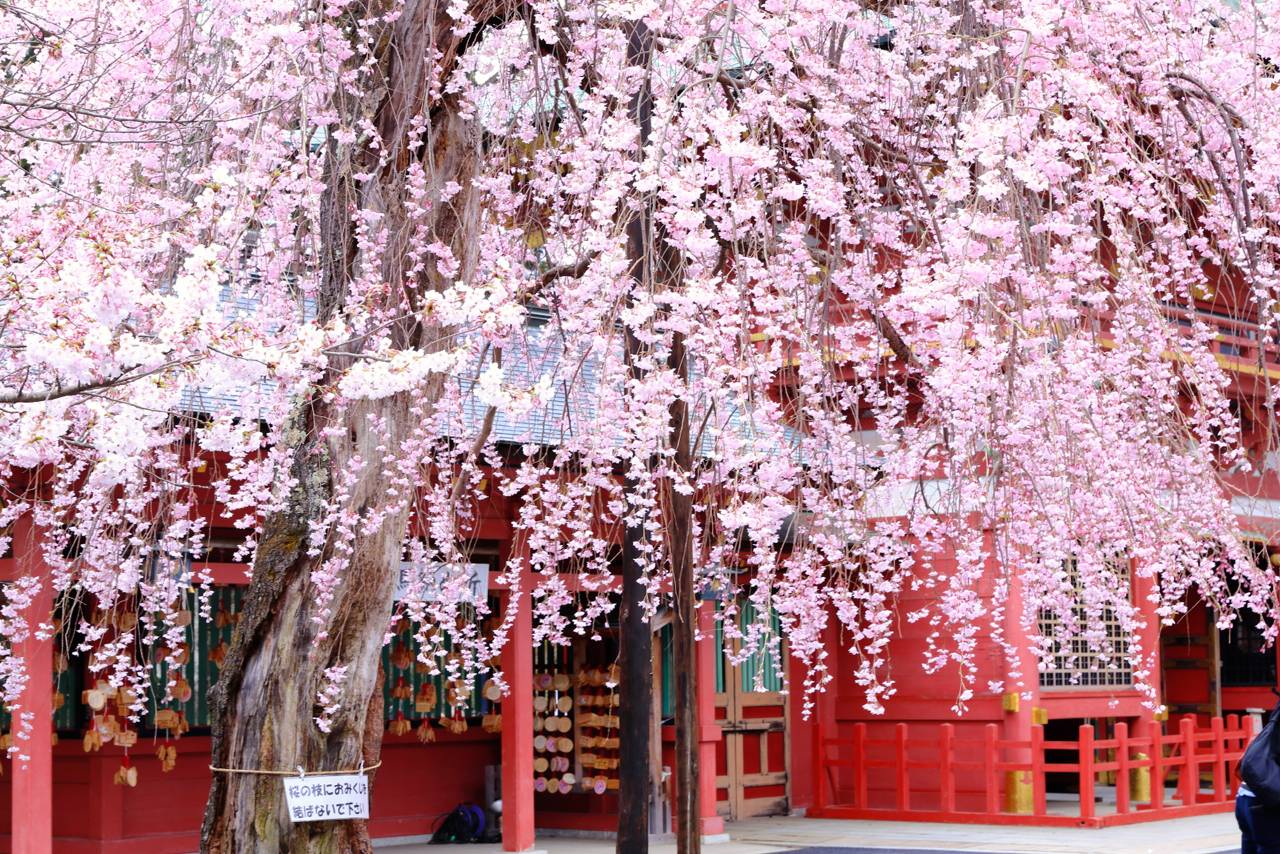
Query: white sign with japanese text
[[283, 774, 369, 823], [395, 561, 489, 603]]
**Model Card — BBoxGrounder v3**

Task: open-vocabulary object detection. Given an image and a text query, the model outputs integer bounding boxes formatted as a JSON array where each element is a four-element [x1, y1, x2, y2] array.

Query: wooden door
[[714, 602, 789, 820], [1161, 598, 1221, 720]]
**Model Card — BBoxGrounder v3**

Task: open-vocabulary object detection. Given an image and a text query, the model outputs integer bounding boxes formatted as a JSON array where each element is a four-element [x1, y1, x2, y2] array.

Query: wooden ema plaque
[[532, 641, 576, 794]]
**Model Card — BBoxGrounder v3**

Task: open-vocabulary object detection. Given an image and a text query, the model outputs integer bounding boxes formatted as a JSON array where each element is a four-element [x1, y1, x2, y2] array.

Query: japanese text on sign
[[395, 561, 489, 603], [283, 774, 369, 823]]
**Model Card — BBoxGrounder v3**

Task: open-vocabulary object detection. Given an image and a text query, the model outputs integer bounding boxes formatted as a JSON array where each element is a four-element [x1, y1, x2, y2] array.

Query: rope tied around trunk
[[209, 760, 382, 777]]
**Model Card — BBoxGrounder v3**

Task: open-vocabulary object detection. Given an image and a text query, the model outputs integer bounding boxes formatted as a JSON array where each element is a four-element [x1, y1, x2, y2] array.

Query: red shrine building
[[2, 293, 1280, 852]]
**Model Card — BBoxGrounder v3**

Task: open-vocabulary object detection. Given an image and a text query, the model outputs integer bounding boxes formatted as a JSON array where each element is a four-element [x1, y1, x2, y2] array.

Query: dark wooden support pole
[[617, 514, 654, 852], [668, 330, 699, 854], [617, 17, 657, 854]]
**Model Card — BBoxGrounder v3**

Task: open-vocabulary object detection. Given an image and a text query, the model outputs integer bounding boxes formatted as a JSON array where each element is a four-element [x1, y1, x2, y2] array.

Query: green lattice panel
[[147, 585, 243, 728], [0, 656, 80, 733], [659, 623, 674, 718], [381, 626, 491, 721], [737, 600, 783, 693]]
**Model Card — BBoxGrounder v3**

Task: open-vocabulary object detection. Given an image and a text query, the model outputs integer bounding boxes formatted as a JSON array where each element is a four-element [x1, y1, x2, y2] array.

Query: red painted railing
[[1097, 304, 1280, 374], [810, 714, 1254, 827], [1162, 305, 1280, 371]]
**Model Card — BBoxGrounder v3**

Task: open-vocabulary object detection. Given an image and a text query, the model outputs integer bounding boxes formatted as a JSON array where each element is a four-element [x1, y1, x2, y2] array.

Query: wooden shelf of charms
[[532, 640, 621, 796], [384, 616, 503, 741], [532, 661, 576, 794], [574, 664, 621, 794]]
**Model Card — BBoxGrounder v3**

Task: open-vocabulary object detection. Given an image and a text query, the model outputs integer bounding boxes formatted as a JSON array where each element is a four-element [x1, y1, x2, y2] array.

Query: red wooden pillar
[[1131, 712, 1159, 804], [1001, 563, 1037, 815], [939, 723, 956, 813], [983, 724, 999, 814], [1115, 721, 1131, 814], [500, 537, 535, 852], [852, 723, 868, 808], [695, 601, 725, 837], [810, 717, 825, 813], [12, 515, 53, 854], [1228, 714, 1246, 794], [1030, 724, 1047, 816], [798, 603, 840, 814], [1178, 716, 1197, 806], [893, 722, 909, 811], [1150, 721, 1166, 810], [1131, 571, 1162, 700], [1130, 569, 1163, 805], [1210, 716, 1226, 799], [1078, 724, 1095, 822]]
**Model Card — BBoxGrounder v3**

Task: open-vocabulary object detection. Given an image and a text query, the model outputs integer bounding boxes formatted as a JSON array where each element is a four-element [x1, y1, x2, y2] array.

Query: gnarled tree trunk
[[201, 396, 413, 854], [202, 1, 506, 849]]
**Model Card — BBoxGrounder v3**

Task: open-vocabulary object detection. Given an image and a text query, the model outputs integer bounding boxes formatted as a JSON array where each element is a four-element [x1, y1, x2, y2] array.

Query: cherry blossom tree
[[1, 0, 1280, 851]]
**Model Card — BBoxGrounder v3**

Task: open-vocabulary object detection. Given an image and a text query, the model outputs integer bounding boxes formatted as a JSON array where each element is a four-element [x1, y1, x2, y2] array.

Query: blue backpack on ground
[[429, 802, 487, 844]]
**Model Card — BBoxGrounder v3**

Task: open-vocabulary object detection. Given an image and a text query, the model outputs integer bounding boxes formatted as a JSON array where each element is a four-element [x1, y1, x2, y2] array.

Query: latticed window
[[1220, 544, 1277, 687], [1037, 560, 1133, 688], [1220, 608, 1275, 687]]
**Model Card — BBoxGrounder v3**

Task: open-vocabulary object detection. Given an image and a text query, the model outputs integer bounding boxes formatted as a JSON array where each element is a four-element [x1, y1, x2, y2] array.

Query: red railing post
[[812, 718, 826, 813], [1079, 724, 1096, 822], [1115, 722, 1130, 814], [1179, 716, 1197, 806], [1211, 716, 1226, 800], [1233, 715, 1255, 793], [895, 722, 910, 811], [1031, 724, 1047, 816], [940, 723, 956, 813], [984, 723, 1000, 815], [1151, 721, 1165, 810], [853, 722, 867, 808]]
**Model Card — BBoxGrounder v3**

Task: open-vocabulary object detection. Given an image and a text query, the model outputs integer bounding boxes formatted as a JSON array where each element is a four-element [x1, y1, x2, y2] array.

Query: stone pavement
[[375, 811, 1242, 854]]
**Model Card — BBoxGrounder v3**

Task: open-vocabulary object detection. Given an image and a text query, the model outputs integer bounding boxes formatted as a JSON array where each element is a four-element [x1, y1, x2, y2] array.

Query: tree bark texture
[[617, 19, 656, 854], [202, 1, 505, 849], [201, 397, 414, 854], [616, 512, 655, 853], [668, 330, 699, 854]]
